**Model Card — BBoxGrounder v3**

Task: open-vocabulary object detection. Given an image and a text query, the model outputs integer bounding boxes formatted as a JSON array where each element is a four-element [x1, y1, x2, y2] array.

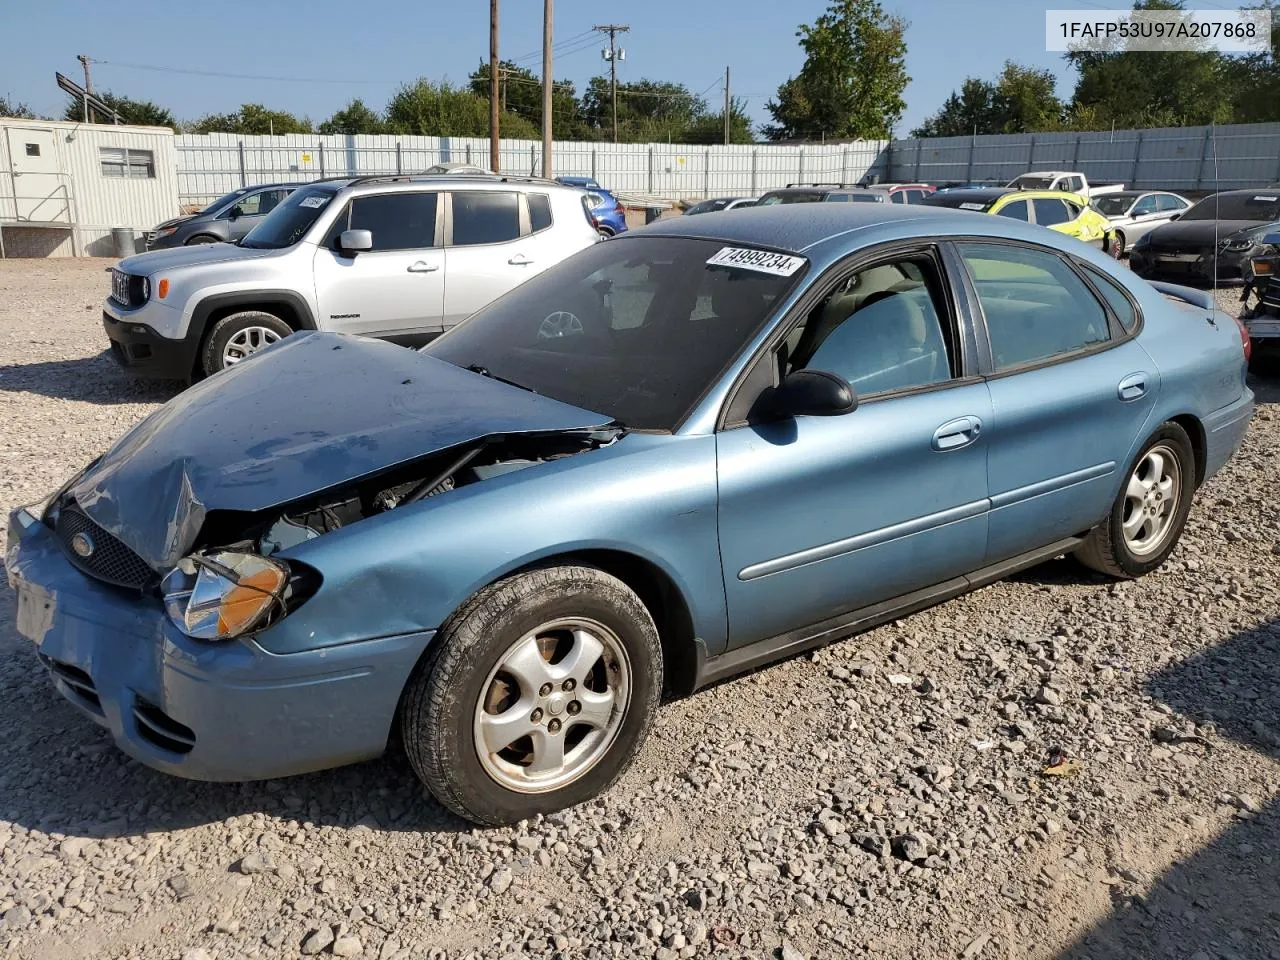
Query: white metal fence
[[174, 133, 890, 206], [885, 122, 1280, 192]]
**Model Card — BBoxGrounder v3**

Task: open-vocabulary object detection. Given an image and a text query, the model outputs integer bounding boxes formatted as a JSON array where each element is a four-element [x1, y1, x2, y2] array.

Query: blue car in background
[[556, 176, 629, 236], [7, 204, 1253, 826]]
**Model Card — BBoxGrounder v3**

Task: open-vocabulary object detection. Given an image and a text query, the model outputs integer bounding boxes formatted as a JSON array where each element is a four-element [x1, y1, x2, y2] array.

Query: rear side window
[[349, 193, 438, 251], [1032, 198, 1071, 226], [997, 199, 1030, 221], [957, 242, 1111, 371], [890, 191, 905, 204], [529, 193, 553, 232], [1082, 265, 1139, 333], [1157, 194, 1186, 212], [453, 191, 520, 245]]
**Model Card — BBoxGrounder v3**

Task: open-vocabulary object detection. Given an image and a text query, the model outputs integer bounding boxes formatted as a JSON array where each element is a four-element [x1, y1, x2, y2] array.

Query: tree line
[[3, 0, 1279, 144]]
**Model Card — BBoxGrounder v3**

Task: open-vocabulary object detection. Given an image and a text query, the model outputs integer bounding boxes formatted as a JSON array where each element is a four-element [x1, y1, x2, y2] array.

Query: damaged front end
[[44, 427, 620, 643]]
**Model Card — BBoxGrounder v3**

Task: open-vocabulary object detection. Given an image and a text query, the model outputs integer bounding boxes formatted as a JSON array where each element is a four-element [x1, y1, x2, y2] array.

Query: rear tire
[[200, 310, 292, 376], [1075, 422, 1195, 578], [399, 565, 662, 826]]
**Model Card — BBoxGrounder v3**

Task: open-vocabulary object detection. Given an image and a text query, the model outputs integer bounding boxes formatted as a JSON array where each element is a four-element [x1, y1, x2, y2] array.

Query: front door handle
[[508, 254, 534, 266], [932, 416, 983, 452], [1118, 372, 1148, 402], [407, 261, 439, 273]]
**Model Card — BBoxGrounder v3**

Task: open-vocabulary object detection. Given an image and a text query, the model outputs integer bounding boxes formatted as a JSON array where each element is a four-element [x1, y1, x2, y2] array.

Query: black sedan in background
[[145, 183, 301, 250], [1129, 189, 1280, 284]]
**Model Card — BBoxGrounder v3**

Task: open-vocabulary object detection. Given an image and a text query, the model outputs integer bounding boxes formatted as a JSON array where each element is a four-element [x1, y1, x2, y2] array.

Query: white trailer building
[[0, 117, 179, 258]]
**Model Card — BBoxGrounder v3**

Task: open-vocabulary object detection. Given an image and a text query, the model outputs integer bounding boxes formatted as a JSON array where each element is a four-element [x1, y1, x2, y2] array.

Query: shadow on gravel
[[0, 353, 181, 405], [1057, 619, 1280, 959], [0, 572, 469, 841]]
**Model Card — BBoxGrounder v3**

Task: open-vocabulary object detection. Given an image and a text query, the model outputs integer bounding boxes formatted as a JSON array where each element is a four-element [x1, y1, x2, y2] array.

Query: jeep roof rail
[[338, 172, 563, 189], [784, 182, 862, 189]]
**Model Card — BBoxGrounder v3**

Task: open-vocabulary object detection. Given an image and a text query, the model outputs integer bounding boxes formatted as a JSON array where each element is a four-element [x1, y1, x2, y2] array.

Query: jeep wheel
[[399, 565, 662, 826], [201, 311, 293, 376]]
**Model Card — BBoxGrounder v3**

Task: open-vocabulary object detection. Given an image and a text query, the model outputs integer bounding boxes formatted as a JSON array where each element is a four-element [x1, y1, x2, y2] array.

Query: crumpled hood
[[66, 332, 614, 571], [1146, 219, 1273, 249], [118, 241, 280, 275]]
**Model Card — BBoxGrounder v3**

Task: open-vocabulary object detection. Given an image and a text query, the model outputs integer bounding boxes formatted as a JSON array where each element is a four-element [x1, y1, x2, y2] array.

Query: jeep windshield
[[239, 186, 337, 249], [422, 237, 805, 431]]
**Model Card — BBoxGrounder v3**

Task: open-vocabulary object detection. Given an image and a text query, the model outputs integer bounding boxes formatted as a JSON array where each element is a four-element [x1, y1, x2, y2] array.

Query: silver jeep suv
[[104, 175, 600, 379]]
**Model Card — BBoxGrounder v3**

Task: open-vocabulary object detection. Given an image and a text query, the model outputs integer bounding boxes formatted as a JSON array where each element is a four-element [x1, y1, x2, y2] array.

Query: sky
[[0, 0, 1132, 138]]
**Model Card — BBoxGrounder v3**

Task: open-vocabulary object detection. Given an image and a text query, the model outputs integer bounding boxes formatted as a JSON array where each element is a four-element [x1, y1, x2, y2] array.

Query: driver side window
[[780, 253, 956, 398]]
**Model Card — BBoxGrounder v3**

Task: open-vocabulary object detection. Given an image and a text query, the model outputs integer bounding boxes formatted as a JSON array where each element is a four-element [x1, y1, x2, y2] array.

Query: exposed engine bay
[[196, 428, 622, 559]]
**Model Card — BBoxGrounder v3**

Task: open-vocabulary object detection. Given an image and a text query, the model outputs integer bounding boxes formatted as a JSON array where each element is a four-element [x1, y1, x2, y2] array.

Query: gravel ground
[[1, 258, 1278, 960]]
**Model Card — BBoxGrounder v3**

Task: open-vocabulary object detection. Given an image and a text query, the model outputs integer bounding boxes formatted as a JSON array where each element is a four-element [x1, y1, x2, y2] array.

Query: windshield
[[1181, 192, 1280, 222], [240, 186, 337, 249], [757, 192, 823, 205], [686, 199, 728, 215], [198, 189, 248, 215], [1093, 195, 1137, 217], [422, 237, 805, 431], [1010, 175, 1055, 190]]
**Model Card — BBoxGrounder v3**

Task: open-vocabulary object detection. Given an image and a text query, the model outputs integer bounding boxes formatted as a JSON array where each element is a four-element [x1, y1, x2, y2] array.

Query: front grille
[[110, 268, 131, 306], [55, 504, 156, 590], [40, 655, 103, 715], [133, 699, 196, 754]]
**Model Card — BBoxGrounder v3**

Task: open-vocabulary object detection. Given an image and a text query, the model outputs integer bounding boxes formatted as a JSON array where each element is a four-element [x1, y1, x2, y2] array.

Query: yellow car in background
[[924, 187, 1117, 254]]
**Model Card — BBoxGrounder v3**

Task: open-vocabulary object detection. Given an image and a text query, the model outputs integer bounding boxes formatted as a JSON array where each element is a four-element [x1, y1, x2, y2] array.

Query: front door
[[716, 246, 992, 648], [953, 241, 1158, 562], [222, 187, 291, 242], [313, 191, 444, 337]]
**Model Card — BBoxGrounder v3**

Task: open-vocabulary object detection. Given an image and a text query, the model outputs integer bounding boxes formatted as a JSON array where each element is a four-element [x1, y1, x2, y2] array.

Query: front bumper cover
[[6, 509, 433, 782]]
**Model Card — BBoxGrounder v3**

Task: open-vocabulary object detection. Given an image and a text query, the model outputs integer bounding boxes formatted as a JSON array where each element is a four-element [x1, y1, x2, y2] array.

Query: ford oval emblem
[[71, 532, 95, 558]]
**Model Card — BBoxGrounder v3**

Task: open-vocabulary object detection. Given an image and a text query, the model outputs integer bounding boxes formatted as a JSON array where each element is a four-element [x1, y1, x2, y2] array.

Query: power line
[[94, 59, 396, 85], [509, 29, 594, 65]]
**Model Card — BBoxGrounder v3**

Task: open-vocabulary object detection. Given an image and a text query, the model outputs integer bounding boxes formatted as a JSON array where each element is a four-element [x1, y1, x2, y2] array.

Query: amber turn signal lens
[[157, 278, 170, 299]]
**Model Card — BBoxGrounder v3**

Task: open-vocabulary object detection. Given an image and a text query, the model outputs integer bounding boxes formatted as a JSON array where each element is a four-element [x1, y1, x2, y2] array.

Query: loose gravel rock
[[0, 260, 1278, 959]]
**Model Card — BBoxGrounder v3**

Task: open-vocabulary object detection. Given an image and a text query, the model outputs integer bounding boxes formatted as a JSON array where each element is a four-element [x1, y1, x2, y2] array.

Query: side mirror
[[338, 229, 373, 254], [227, 204, 243, 220], [1169, 213, 1181, 221], [772, 369, 857, 418]]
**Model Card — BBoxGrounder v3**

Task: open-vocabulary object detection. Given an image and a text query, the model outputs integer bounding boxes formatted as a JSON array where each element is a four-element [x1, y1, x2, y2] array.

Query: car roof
[[927, 187, 1014, 202], [633, 202, 982, 254]]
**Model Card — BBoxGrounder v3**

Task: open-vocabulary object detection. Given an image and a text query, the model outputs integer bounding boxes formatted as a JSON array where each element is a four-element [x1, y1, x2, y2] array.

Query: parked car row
[[11, 198, 1253, 827]]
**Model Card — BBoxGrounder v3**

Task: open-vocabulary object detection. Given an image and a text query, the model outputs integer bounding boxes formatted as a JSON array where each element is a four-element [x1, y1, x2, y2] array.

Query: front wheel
[[399, 565, 663, 826], [200, 310, 292, 376], [1075, 423, 1196, 578]]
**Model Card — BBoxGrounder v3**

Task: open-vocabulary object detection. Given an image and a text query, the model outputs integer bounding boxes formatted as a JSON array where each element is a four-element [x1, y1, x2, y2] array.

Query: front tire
[[200, 310, 292, 376], [185, 234, 219, 245], [399, 565, 663, 826], [1075, 423, 1196, 578]]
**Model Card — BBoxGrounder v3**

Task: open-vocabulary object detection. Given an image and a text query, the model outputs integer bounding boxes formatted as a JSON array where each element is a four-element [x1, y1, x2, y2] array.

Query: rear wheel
[[1075, 423, 1195, 578], [200, 310, 292, 376], [399, 565, 662, 826]]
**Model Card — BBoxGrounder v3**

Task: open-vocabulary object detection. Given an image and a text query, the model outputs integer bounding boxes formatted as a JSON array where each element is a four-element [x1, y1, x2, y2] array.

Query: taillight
[[1234, 314, 1252, 362], [614, 202, 624, 215]]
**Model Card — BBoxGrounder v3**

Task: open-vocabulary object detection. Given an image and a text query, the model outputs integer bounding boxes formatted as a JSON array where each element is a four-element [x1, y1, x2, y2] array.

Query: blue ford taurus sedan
[[7, 204, 1253, 825]]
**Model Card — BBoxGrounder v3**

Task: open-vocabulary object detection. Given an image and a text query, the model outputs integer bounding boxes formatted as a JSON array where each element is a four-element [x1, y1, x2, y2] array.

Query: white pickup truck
[[1006, 171, 1127, 199]]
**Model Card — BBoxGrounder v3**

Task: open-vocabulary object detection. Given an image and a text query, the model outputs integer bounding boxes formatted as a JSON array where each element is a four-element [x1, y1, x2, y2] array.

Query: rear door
[[953, 241, 1157, 562], [443, 189, 540, 328], [312, 191, 444, 338]]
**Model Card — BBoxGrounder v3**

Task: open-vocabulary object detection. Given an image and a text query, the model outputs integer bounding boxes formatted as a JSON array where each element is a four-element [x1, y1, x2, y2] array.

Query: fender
[[187, 289, 319, 348]]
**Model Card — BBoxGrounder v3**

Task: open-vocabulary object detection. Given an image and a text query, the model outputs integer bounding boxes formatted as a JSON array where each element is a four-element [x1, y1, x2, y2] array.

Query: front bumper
[[6, 509, 433, 782], [1130, 247, 1253, 284], [102, 307, 196, 380]]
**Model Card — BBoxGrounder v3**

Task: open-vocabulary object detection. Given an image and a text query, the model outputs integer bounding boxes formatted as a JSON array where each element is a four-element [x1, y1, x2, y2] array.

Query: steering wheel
[[537, 311, 585, 340]]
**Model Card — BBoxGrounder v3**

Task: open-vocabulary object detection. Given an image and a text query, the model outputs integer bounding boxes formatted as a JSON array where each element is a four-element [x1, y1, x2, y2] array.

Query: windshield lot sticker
[[959, 202, 987, 210], [707, 247, 806, 276], [1253, 195, 1278, 202], [299, 195, 329, 209]]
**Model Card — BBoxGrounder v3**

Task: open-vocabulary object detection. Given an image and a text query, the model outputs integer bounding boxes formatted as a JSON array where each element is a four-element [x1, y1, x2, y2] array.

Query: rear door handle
[[508, 255, 534, 266], [1118, 372, 1148, 401], [407, 261, 439, 273], [932, 416, 983, 452]]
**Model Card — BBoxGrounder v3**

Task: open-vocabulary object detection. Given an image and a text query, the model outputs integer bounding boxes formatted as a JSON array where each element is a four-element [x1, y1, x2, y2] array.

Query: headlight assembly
[[162, 551, 289, 641], [1220, 237, 1256, 252], [155, 226, 179, 238]]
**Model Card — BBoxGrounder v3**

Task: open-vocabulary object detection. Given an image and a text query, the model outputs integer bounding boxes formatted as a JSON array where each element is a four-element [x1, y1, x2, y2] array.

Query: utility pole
[[77, 54, 92, 123], [593, 24, 629, 143], [723, 66, 730, 146], [489, 0, 500, 173], [542, 0, 553, 178]]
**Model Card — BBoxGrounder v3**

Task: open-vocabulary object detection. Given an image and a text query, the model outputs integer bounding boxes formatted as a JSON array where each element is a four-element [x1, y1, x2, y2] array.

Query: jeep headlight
[[162, 551, 289, 641]]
